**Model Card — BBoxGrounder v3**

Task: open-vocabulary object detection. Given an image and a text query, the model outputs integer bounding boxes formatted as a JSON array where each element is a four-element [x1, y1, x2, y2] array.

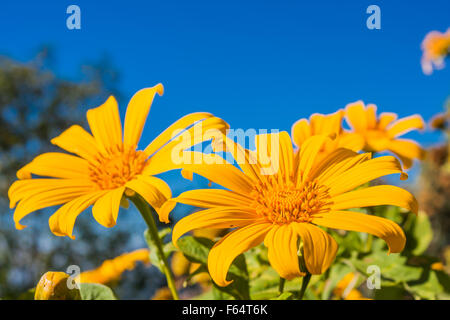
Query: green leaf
[[80, 283, 117, 300], [177, 236, 213, 264], [408, 212, 433, 255], [271, 292, 294, 300], [349, 251, 422, 284], [144, 227, 175, 273], [406, 269, 450, 300], [177, 236, 250, 300]]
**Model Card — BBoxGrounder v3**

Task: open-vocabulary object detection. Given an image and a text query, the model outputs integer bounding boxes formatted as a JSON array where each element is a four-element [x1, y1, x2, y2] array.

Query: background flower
[[344, 100, 426, 169]]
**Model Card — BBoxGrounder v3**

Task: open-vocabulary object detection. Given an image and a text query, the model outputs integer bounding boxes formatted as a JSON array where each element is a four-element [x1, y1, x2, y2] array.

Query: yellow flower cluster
[[11, 83, 425, 293]]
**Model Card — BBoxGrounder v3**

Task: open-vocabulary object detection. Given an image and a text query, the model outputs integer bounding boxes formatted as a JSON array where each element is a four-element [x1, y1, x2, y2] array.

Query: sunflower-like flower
[[163, 133, 418, 286], [8, 84, 228, 238], [344, 101, 425, 169], [291, 110, 364, 161], [421, 28, 450, 75], [77, 248, 150, 284]]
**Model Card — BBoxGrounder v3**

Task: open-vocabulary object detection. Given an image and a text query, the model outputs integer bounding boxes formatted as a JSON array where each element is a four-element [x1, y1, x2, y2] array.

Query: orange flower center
[[251, 179, 330, 224], [89, 148, 148, 190]]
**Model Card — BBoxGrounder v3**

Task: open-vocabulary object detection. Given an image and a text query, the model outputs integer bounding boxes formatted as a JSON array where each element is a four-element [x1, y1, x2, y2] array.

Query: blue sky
[[1, 1, 449, 144]]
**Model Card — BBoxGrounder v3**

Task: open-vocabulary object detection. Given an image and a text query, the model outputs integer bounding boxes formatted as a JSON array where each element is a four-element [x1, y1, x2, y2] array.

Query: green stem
[[298, 273, 311, 300], [278, 277, 286, 294], [130, 195, 179, 300]]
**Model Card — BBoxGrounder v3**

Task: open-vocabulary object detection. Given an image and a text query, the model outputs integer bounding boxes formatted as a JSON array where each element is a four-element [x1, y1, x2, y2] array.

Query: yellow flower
[[333, 272, 370, 300], [77, 248, 150, 284], [421, 28, 450, 75], [345, 101, 425, 169], [35, 271, 81, 300], [164, 133, 417, 286], [8, 83, 228, 238], [291, 110, 364, 159]]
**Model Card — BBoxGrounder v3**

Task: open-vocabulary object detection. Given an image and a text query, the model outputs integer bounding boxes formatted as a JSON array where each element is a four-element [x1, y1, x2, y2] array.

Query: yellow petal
[[323, 110, 345, 134], [324, 156, 407, 196], [11, 182, 93, 230], [145, 151, 254, 196], [387, 139, 426, 168], [378, 112, 397, 130], [17, 152, 90, 180], [123, 84, 164, 149], [386, 115, 425, 138], [278, 132, 295, 183], [330, 185, 418, 214], [255, 132, 285, 176], [291, 119, 311, 148], [366, 104, 378, 129], [125, 176, 171, 219], [144, 112, 215, 156], [310, 113, 326, 133], [92, 187, 125, 228], [172, 208, 260, 247], [145, 116, 229, 170], [216, 135, 264, 183], [49, 191, 107, 239], [336, 133, 365, 152], [208, 222, 271, 286], [86, 95, 123, 155], [297, 135, 330, 183], [291, 222, 338, 274], [345, 101, 367, 132], [313, 211, 406, 253], [309, 148, 369, 182], [264, 224, 304, 280], [51, 125, 101, 163], [170, 189, 253, 209], [9, 179, 95, 229]]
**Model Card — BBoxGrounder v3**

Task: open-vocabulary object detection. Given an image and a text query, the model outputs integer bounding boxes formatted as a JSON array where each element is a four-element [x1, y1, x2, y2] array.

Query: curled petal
[[264, 224, 304, 280], [312, 211, 406, 253], [172, 208, 260, 247], [123, 84, 164, 149], [208, 222, 271, 286], [386, 115, 425, 138], [291, 222, 338, 274], [17, 152, 90, 180], [330, 185, 418, 214], [92, 187, 125, 228], [49, 191, 107, 239]]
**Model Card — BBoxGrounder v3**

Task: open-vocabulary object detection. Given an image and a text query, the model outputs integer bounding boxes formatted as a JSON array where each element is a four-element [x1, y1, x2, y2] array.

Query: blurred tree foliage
[[0, 49, 158, 299], [418, 99, 450, 256]]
